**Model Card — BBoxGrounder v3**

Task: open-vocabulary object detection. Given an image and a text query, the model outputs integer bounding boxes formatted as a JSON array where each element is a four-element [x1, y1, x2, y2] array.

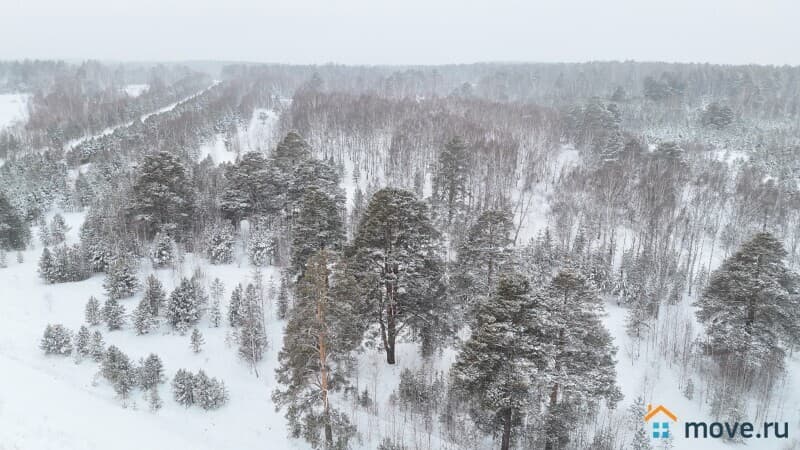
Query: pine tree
[[220, 151, 271, 223], [209, 299, 222, 327], [172, 368, 196, 407], [38, 247, 55, 282], [247, 220, 276, 267], [276, 276, 290, 320], [89, 330, 106, 362], [349, 188, 446, 364], [129, 151, 196, 237], [133, 298, 156, 335], [74, 325, 91, 359], [542, 270, 621, 448], [451, 274, 549, 450], [85, 296, 103, 327], [103, 297, 126, 331], [101, 345, 136, 399], [193, 370, 229, 410], [204, 221, 235, 264], [139, 353, 165, 390], [291, 187, 345, 274], [49, 213, 69, 245], [190, 328, 205, 353], [142, 274, 166, 316], [40, 324, 73, 355], [238, 283, 267, 373], [455, 208, 514, 301], [166, 277, 201, 333], [694, 232, 800, 374], [150, 232, 176, 268], [0, 191, 29, 250], [628, 396, 651, 450], [103, 255, 139, 299], [228, 283, 244, 327], [273, 250, 360, 449], [148, 386, 163, 411], [209, 277, 225, 303], [432, 137, 469, 227]]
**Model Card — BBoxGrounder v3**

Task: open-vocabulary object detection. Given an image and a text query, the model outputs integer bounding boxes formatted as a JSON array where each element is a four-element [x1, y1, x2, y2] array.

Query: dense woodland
[[1, 60, 799, 449]]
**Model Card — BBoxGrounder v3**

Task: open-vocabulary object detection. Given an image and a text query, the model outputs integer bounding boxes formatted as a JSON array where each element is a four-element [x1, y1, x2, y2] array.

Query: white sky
[[1, 0, 798, 66]]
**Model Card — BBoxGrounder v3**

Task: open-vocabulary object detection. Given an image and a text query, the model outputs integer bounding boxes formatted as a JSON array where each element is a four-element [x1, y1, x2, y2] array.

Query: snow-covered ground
[[123, 84, 149, 98], [0, 93, 28, 130]]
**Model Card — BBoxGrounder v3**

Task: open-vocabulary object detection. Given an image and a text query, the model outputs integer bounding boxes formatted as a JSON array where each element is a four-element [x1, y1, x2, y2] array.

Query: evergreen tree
[[349, 188, 446, 364], [451, 274, 549, 450], [38, 247, 55, 281], [455, 208, 514, 300], [220, 151, 271, 223], [40, 324, 73, 355], [0, 191, 29, 250], [150, 232, 176, 268], [238, 283, 267, 372], [129, 151, 196, 237], [193, 370, 229, 410], [139, 353, 165, 390], [228, 283, 244, 327], [49, 213, 69, 245], [103, 255, 139, 299], [203, 222, 235, 264], [209, 277, 225, 303], [166, 277, 201, 333], [103, 297, 126, 331], [291, 188, 344, 274], [694, 232, 800, 373], [85, 295, 102, 326], [90, 330, 106, 362], [133, 298, 156, 335], [190, 328, 205, 353], [74, 325, 91, 359], [273, 250, 360, 449], [172, 368, 196, 407], [142, 274, 166, 316], [432, 137, 469, 226], [148, 386, 163, 412], [628, 396, 652, 450], [247, 220, 275, 267], [101, 345, 136, 399], [542, 270, 621, 449], [209, 299, 222, 328], [276, 275, 290, 320]]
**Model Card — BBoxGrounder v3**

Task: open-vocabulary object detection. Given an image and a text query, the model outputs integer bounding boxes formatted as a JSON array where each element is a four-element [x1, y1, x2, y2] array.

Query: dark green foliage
[[129, 151, 196, 237], [694, 232, 800, 374], [349, 188, 447, 364]]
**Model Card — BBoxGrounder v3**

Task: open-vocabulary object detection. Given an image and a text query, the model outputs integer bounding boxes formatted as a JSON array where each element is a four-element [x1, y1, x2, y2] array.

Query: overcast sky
[[2, 0, 799, 66]]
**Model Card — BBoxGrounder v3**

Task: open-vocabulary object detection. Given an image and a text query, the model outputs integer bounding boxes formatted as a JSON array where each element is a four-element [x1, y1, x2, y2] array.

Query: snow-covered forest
[[1, 59, 799, 450]]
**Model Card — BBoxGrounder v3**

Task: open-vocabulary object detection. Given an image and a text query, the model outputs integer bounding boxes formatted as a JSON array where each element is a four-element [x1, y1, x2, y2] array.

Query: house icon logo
[[644, 404, 678, 439]]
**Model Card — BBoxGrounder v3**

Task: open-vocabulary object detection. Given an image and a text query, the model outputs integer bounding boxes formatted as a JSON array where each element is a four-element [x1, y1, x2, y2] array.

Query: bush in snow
[[203, 222, 235, 264], [40, 324, 73, 355]]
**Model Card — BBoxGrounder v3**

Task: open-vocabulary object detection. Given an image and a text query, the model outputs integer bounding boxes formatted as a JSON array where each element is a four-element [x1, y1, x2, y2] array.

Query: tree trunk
[[500, 408, 512, 450], [386, 303, 396, 365]]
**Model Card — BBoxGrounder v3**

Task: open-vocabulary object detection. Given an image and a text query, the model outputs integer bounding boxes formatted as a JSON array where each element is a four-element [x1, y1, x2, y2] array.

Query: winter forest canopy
[[1, 58, 800, 450]]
